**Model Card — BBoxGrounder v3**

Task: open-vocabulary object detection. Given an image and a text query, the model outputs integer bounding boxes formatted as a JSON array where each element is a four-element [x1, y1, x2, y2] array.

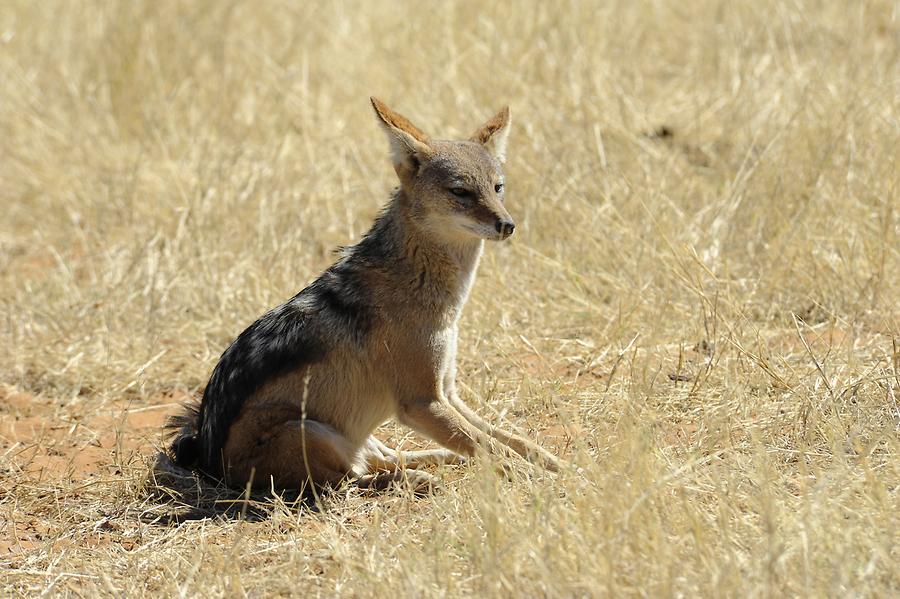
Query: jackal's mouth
[[463, 223, 510, 241]]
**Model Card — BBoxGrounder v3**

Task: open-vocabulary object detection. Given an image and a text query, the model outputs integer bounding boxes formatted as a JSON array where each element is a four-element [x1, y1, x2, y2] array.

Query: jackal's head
[[371, 97, 514, 242]]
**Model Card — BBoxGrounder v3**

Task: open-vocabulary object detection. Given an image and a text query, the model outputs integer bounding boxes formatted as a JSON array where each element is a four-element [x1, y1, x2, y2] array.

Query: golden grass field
[[2, 0, 898, 596]]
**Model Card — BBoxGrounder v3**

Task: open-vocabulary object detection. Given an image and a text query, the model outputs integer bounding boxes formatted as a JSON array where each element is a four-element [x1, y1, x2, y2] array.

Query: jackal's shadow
[[142, 452, 323, 524], [142, 452, 438, 524]]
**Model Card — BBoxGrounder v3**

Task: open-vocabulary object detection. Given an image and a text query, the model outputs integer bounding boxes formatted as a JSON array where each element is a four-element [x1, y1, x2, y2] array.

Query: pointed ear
[[470, 106, 510, 163], [370, 97, 432, 178]]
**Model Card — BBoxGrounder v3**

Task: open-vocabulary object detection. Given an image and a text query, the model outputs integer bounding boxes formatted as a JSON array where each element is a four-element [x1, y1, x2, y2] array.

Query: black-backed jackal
[[167, 98, 561, 491]]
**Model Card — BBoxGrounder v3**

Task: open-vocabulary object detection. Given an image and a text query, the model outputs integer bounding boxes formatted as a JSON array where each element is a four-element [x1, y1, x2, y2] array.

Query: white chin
[[463, 226, 497, 240]]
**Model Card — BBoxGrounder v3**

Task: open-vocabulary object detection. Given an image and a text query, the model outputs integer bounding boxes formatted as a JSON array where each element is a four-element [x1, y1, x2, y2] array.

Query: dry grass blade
[[1, 0, 898, 596]]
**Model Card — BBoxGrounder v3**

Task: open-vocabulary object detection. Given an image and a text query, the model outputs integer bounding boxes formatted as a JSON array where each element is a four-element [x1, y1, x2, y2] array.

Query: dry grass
[[1, 0, 899, 596]]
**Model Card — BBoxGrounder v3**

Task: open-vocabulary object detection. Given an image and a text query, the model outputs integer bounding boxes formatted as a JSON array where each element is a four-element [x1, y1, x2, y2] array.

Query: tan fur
[[211, 98, 561, 491]]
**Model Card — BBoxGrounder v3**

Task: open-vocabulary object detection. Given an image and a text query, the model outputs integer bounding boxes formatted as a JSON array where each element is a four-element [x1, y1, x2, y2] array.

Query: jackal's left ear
[[370, 97, 433, 178], [470, 106, 510, 163]]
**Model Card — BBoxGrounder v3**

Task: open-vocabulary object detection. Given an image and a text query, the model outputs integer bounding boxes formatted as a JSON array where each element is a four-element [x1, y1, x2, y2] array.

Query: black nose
[[495, 219, 515, 238]]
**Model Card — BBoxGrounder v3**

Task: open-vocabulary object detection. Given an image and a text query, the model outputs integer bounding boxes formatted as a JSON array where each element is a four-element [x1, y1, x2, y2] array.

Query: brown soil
[[0, 386, 187, 556]]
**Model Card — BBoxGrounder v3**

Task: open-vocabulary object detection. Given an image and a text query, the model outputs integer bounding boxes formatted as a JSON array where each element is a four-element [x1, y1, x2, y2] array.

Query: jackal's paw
[[356, 469, 441, 495]]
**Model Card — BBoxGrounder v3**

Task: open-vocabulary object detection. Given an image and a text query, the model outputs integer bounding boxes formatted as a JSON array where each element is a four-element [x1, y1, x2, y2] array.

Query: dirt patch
[[0, 387, 187, 483], [0, 386, 191, 555], [517, 353, 608, 390]]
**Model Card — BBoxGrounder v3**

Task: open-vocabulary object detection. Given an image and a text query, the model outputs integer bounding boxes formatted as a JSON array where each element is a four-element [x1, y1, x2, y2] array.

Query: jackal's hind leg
[[362, 436, 465, 471], [356, 468, 439, 493], [224, 418, 357, 490]]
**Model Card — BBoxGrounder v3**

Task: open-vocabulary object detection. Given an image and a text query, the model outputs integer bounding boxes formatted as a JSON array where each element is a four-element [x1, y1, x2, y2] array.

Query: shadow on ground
[[142, 452, 320, 524]]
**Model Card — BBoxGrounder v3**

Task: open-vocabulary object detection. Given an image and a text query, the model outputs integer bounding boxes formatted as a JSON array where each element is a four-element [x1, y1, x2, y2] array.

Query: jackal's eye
[[494, 183, 504, 193], [449, 187, 473, 200]]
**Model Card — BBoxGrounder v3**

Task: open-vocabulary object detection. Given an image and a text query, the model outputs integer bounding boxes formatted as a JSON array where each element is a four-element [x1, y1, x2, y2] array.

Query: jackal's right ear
[[370, 97, 432, 179]]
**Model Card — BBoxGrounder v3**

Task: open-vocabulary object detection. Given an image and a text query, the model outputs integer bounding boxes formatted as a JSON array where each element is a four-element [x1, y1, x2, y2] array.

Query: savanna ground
[[1, 1, 898, 596]]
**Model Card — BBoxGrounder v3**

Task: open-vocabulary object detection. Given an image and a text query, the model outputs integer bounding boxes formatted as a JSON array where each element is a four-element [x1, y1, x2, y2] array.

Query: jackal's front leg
[[442, 378, 562, 472], [397, 394, 553, 472]]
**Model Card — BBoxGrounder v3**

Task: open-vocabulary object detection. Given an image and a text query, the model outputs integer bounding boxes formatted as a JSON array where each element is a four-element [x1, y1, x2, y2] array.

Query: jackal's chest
[[428, 324, 457, 353], [429, 325, 460, 380], [389, 321, 458, 368]]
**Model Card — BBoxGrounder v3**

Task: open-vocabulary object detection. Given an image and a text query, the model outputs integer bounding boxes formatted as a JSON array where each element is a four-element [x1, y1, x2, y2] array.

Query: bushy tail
[[165, 402, 202, 470]]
